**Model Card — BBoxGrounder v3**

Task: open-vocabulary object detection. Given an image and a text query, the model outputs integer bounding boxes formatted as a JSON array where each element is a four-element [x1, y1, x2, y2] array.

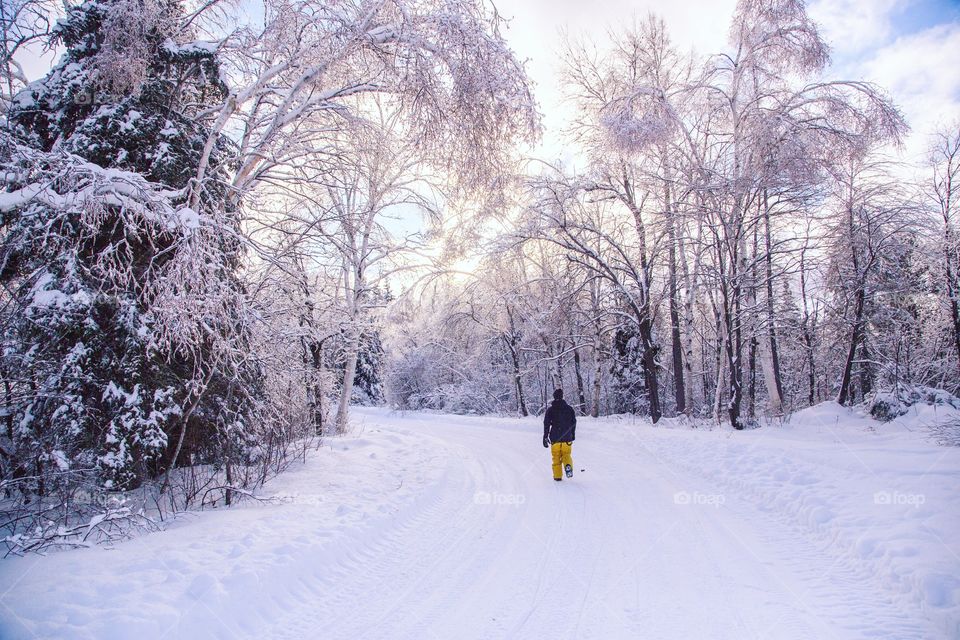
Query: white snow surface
[[1, 403, 958, 639]]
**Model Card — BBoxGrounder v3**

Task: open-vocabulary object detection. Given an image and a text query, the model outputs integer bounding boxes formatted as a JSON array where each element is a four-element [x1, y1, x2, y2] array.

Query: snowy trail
[[1, 405, 957, 639]]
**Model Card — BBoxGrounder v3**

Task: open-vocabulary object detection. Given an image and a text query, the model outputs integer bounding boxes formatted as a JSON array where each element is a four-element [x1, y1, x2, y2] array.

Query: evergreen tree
[[610, 326, 649, 415], [353, 330, 386, 406], [1, 0, 254, 493]]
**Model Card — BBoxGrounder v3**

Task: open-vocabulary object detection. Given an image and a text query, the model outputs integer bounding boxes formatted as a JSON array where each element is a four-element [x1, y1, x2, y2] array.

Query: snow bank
[[0, 423, 445, 639], [640, 402, 960, 636], [867, 385, 960, 422]]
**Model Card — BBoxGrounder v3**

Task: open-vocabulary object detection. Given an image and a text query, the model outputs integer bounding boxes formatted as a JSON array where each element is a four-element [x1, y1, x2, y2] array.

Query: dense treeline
[[387, 5, 960, 430]]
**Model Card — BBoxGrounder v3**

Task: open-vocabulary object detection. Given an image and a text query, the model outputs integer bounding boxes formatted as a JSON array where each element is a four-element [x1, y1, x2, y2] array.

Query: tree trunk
[[761, 190, 784, 413], [224, 439, 233, 507], [638, 316, 662, 423], [679, 217, 702, 416], [540, 366, 548, 411], [804, 329, 816, 406], [747, 335, 757, 420], [682, 279, 697, 416], [546, 342, 562, 393], [721, 275, 744, 430], [799, 247, 816, 406], [712, 330, 726, 423], [592, 347, 602, 418], [310, 341, 325, 436], [664, 171, 686, 415], [622, 171, 662, 423], [667, 254, 686, 414], [335, 331, 360, 433], [837, 288, 865, 406], [297, 263, 326, 437], [504, 333, 528, 417], [506, 307, 529, 416], [555, 342, 565, 390], [710, 301, 723, 419], [573, 346, 587, 415], [514, 360, 529, 417], [838, 190, 866, 407], [859, 339, 873, 398], [724, 315, 743, 429]]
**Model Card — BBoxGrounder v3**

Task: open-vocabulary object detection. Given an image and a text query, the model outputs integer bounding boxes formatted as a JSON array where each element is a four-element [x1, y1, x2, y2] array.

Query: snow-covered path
[[2, 405, 958, 639]]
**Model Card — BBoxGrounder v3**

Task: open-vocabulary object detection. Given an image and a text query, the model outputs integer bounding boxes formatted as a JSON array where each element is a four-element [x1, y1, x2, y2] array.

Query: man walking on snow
[[543, 389, 576, 481]]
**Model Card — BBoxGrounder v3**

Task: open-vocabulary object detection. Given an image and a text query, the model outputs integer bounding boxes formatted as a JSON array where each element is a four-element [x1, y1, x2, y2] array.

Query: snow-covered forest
[[0, 0, 956, 571], [1, 0, 959, 637], [1, 0, 958, 543]]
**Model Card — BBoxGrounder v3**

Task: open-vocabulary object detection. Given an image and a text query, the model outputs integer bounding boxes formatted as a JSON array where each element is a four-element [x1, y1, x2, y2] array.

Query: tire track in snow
[[251, 431, 480, 640], [568, 481, 601, 640], [359, 438, 531, 639]]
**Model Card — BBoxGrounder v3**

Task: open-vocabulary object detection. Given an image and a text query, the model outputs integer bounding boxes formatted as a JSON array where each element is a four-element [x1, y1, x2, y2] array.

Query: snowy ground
[[1, 403, 958, 639]]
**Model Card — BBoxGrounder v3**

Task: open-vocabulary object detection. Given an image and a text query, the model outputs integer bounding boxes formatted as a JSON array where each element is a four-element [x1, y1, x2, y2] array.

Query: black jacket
[[543, 399, 576, 444]]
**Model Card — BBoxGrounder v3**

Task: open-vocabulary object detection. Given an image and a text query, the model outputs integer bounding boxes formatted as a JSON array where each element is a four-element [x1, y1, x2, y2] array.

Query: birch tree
[[681, 0, 905, 427]]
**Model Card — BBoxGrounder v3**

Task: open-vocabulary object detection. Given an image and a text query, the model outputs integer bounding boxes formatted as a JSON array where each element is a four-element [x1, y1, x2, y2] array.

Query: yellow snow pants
[[550, 441, 573, 480]]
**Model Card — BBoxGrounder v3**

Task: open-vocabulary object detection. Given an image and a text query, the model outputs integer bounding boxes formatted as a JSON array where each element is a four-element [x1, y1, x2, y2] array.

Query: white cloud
[[501, 0, 958, 165], [808, 0, 910, 56], [860, 22, 960, 159]]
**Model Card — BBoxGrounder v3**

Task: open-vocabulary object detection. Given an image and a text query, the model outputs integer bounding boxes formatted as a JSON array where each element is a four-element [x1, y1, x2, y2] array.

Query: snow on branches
[[189, 0, 539, 207], [599, 91, 675, 156], [0, 0, 540, 549]]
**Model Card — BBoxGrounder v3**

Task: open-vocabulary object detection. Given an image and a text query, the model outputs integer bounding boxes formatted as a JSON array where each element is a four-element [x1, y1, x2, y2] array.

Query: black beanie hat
[[553, 388, 564, 400]]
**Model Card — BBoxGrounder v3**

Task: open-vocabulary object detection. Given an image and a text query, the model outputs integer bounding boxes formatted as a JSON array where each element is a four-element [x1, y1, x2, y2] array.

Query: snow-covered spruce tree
[[352, 330, 386, 406], [1, 0, 260, 503], [610, 326, 649, 416]]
